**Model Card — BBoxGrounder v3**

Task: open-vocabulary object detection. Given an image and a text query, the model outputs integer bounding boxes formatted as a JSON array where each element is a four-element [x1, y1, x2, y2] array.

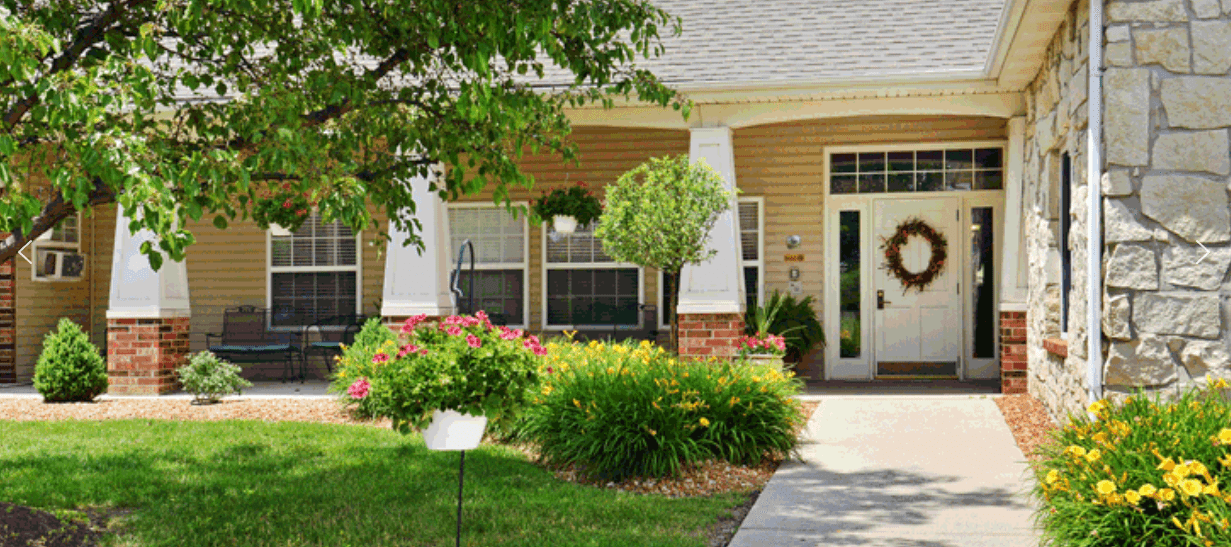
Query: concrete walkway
[[730, 395, 1041, 547]]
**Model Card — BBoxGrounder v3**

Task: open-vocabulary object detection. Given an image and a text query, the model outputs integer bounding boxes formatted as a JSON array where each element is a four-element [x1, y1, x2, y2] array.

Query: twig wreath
[[880, 217, 948, 292]]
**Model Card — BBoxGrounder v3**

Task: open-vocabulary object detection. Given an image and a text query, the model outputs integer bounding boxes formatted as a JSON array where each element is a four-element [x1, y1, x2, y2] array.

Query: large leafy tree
[[595, 155, 729, 348], [0, 0, 687, 268]]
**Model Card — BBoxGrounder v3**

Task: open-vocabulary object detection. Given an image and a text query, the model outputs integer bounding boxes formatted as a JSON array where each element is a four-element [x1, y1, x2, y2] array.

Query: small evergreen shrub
[[177, 351, 252, 404], [328, 317, 397, 418], [1033, 379, 1231, 546], [33, 318, 108, 402], [521, 337, 804, 481]]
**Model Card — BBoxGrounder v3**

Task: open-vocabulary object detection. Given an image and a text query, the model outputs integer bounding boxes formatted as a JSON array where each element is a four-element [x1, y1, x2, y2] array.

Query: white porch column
[[381, 172, 455, 323], [677, 126, 745, 358], [999, 116, 1028, 394], [105, 205, 191, 395]]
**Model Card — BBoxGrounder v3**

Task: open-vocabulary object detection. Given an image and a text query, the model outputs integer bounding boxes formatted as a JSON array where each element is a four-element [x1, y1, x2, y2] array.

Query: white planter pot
[[743, 353, 785, 371], [423, 409, 488, 451], [552, 215, 578, 234]]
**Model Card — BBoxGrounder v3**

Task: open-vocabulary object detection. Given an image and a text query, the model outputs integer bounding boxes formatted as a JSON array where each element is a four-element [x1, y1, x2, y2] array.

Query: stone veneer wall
[[1023, 0, 1096, 422], [1098, 0, 1231, 400]]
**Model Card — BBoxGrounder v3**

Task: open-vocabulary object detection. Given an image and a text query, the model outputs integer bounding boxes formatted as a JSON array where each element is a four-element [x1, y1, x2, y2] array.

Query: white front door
[[872, 197, 961, 376]]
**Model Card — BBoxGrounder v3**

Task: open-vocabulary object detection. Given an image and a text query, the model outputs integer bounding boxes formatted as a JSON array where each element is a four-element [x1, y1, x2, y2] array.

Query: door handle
[[877, 290, 892, 309]]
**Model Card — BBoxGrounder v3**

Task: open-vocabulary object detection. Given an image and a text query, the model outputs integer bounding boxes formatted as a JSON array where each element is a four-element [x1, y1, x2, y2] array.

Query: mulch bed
[[0, 503, 101, 547]]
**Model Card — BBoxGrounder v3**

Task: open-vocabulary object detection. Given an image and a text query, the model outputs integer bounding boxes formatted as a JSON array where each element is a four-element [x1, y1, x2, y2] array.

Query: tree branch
[[0, 180, 116, 264]]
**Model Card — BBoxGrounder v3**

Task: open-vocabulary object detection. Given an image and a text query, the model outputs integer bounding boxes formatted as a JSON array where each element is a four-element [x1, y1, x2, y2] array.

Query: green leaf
[[212, 215, 228, 230]]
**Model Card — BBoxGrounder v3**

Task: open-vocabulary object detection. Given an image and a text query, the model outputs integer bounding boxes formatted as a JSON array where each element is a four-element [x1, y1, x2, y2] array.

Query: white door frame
[[821, 141, 1007, 381]]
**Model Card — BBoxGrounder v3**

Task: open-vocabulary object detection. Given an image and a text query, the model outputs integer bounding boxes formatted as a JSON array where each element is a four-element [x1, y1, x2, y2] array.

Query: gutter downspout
[[1087, 0, 1105, 403]]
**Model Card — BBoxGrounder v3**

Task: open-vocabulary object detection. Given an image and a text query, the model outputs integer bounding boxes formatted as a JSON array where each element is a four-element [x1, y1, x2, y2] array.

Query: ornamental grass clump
[[520, 336, 804, 481], [333, 312, 542, 434], [1033, 378, 1231, 546]]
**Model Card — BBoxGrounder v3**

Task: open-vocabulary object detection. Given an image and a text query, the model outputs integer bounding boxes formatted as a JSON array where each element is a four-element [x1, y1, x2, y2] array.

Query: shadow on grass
[[1, 420, 737, 547]]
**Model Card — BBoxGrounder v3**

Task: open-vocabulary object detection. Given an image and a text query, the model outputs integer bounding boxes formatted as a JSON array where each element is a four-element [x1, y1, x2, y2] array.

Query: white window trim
[[264, 214, 363, 331], [540, 223, 645, 331], [447, 202, 531, 329], [659, 196, 763, 329], [31, 212, 84, 282]]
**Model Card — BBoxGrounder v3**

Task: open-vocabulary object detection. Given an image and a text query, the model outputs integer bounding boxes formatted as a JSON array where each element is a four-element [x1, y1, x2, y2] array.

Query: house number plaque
[[784, 254, 805, 262]]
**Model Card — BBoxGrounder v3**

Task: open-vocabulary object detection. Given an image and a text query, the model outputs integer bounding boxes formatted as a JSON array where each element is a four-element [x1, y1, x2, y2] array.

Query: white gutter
[[1087, 0, 1105, 403]]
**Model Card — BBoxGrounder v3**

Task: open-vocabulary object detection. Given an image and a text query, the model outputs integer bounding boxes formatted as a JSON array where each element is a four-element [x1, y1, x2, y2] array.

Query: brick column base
[[107, 317, 189, 395], [677, 313, 744, 359], [0, 258, 13, 383], [1000, 310, 1027, 394]]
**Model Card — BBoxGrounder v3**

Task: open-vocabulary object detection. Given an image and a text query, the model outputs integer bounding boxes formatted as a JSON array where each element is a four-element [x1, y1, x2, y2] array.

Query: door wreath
[[880, 217, 948, 292]]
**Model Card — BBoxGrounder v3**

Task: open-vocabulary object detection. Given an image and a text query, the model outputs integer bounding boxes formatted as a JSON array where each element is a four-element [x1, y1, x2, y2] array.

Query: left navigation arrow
[[17, 242, 32, 265]]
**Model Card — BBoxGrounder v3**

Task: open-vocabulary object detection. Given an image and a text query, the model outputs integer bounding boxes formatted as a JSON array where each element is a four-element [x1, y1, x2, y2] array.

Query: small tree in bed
[[595, 155, 731, 348]]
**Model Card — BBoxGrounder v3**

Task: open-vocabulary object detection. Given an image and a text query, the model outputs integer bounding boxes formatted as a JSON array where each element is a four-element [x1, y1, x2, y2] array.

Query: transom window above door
[[830, 147, 1004, 194]]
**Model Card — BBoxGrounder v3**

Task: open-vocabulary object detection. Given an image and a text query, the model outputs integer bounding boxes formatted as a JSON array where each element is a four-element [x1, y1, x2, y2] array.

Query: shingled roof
[[557, 0, 1009, 89]]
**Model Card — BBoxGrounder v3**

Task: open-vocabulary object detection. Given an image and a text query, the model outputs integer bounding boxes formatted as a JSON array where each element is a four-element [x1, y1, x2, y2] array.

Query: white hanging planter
[[552, 215, 578, 234], [423, 409, 488, 451]]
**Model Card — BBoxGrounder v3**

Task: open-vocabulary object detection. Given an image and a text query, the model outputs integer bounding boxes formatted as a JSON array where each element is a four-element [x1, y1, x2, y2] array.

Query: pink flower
[[466, 334, 482, 348], [523, 339, 537, 351], [545, 366, 554, 374], [527, 334, 541, 346], [499, 327, 522, 341], [419, 348, 429, 356], [462, 316, 480, 327], [282, 199, 293, 209], [397, 344, 419, 358], [402, 314, 428, 333], [443, 315, 464, 326], [533, 345, 548, 357], [774, 337, 786, 351], [371, 353, 389, 364], [446, 326, 463, 337], [348, 378, 370, 399]]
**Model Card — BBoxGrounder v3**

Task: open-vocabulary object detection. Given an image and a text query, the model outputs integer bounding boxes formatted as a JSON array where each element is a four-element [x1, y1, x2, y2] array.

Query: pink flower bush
[[401, 314, 429, 333], [446, 326, 463, 337], [348, 378, 370, 399], [371, 353, 390, 364], [466, 334, 482, 348]]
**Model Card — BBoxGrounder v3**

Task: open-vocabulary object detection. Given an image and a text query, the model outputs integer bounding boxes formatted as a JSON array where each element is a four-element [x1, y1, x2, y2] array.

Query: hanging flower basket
[[533, 182, 602, 230], [552, 215, 579, 234], [423, 409, 488, 451]]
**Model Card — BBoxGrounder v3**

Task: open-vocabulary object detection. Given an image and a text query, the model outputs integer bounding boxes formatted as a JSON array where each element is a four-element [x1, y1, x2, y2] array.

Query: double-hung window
[[268, 212, 359, 327], [448, 205, 528, 327], [544, 222, 641, 328], [661, 198, 762, 327]]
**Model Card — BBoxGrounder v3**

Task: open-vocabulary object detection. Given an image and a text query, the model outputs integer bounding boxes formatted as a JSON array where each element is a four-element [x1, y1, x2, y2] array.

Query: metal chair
[[303, 314, 367, 378]]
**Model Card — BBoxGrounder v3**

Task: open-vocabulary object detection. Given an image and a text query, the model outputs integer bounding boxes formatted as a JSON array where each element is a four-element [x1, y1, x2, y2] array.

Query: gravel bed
[[993, 393, 1061, 463]]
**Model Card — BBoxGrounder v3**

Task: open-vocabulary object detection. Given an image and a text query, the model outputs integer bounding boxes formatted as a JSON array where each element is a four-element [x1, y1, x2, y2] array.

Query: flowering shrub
[[736, 333, 786, 358], [532, 182, 603, 227], [520, 336, 804, 481], [334, 312, 543, 433], [1033, 378, 1231, 546], [329, 317, 397, 418], [177, 351, 252, 404]]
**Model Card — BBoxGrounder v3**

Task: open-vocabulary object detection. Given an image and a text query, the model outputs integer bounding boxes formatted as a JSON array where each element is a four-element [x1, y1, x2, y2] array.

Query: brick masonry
[[106, 316, 189, 395], [0, 257, 12, 384], [677, 312, 745, 359], [1000, 311, 1027, 394], [382, 315, 443, 334]]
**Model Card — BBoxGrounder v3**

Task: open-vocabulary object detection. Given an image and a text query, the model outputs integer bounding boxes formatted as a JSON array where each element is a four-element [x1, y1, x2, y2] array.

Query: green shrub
[[177, 351, 252, 404], [328, 317, 397, 417], [33, 318, 108, 402], [521, 337, 804, 481], [1033, 379, 1231, 546], [744, 291, 825, 363]]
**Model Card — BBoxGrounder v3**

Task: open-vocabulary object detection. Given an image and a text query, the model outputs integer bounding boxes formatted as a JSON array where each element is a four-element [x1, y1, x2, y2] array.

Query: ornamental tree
[[595, 155, 730, 348], [0, 0, 688, 268]]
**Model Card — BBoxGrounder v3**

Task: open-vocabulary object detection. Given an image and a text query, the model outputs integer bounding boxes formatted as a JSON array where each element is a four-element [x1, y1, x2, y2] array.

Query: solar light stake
[[456, 450, 465, 547]]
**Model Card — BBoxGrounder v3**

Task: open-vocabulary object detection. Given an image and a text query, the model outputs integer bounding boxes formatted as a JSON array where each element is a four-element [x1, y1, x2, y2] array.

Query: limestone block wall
[[1099, 0, 1231, 400], [1023, 0, 1095, 422]]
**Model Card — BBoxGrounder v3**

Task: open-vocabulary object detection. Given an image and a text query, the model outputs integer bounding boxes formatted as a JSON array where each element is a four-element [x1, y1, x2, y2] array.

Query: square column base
[[1000, 311, 1027, 394], [107, 317, 189, 395], [678, 313, 745, 359]]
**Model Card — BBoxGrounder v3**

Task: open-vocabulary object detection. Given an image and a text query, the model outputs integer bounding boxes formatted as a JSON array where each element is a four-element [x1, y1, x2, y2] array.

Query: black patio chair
[[206, 306, 304, 383], [303, 314, 367, 378]]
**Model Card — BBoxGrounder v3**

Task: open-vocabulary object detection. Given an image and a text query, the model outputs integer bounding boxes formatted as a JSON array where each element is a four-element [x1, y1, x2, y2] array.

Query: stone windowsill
[[1043, 338, 1068, 359]]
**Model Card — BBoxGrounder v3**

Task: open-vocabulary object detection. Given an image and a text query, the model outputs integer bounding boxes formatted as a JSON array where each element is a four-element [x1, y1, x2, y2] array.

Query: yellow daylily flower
[[1160, 488, 1177, 501], [1096, 480, 1116, 495], [699, 417, 710, 427], [1138, 484, 1157, 497], [1045, 470, 1060, 485], [1124, 490, 1142, 506], [1182, 479, 1204, 498]]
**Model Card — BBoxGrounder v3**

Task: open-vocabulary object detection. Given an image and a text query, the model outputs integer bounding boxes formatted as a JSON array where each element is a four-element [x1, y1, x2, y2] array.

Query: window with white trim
[[269, 212, 359, 327], [545, 222, 641, 328], [662, 198, 762, 326], [33, 213, 85, 281], [448, 205, 527, 327]]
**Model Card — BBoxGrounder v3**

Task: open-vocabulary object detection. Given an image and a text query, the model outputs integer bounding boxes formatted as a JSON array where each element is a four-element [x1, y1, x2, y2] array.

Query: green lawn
[[0, 420, 746, 546]]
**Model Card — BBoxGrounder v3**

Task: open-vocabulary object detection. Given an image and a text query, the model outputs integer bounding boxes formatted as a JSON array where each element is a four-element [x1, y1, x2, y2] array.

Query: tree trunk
[[668, 267, 680, 353]]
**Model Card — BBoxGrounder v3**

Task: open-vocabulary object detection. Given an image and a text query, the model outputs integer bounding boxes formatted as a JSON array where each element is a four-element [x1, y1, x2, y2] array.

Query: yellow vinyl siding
[[452, 126, 691, 331]]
